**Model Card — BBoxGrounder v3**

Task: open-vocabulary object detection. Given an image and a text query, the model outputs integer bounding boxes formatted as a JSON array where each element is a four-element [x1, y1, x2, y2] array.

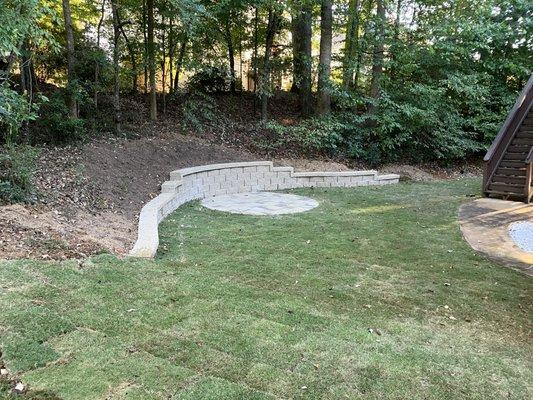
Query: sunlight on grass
[[0, 178, 532, 399], [348, 204, 405, 215]]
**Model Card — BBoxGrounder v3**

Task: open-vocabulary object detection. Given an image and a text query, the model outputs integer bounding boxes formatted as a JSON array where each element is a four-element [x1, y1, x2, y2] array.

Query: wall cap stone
[[170, 161, 273, 180], [292, 170, 377, 178]]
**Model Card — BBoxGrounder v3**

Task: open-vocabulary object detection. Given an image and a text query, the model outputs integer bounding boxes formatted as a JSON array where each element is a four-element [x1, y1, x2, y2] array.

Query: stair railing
[[483, 74, 533, 195], [526, 147, 533, 203]]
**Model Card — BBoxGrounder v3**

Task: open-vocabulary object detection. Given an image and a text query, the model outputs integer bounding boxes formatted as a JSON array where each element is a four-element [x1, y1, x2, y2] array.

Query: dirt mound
[[81, 135, 260, 218], [0, 204, 102, 260]]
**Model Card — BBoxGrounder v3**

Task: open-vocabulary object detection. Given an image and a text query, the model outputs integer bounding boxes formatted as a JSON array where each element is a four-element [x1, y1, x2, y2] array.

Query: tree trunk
[[20, 43, 33, 98], [142, 0, 148, 93], [2, 51, 17, 79], [111, 0, 121, 134], [317, 0, 333, 116], [260, 8, 280, 121], [369, 0, 385, 114], [253, 6, 259, 94], [19, 43, 35, 142], [174, 36, 187, 92], [120, 25, 138, 94], [390, 0, 401, 78], [355, 0, 373, 91], [62, 0, 78, 118], [292, 3, 313, 116], [290, 10, 301, 94], [161, 15, 166, 114], [147, 0, 157, 120], [342, 0, 361, 90], [94, 0, 106, 108], [224, 18, 236, 94], [169, 20, 174, 94], [238, 30, 243, 91]]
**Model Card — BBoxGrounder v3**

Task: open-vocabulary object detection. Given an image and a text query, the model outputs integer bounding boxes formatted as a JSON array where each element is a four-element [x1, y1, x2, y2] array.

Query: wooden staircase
[[483, 75, 533, 203]]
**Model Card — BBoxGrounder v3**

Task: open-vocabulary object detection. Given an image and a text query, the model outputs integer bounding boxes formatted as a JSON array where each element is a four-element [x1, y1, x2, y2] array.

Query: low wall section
[[130, 161, 399, 258]]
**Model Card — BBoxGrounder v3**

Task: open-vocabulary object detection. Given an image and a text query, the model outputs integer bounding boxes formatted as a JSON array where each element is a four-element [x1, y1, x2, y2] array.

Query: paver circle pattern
[[201, 192, 319, 215]]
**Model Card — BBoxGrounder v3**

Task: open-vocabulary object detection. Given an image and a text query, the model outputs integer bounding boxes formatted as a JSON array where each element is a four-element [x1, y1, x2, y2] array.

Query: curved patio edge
[[130, 161, 400, 258], [458, 198, 533, 276]]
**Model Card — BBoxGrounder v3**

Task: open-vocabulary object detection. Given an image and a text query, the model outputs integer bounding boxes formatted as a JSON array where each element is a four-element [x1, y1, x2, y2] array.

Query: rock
[[14, 382, 25, 394]]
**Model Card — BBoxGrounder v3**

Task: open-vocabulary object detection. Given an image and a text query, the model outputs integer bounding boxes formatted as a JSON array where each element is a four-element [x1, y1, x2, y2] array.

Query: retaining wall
[[130, 161, 400, 258]]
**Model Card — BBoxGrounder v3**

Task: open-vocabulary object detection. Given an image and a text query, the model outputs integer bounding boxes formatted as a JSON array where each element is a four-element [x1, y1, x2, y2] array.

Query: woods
[[0, 0, 531, 166]]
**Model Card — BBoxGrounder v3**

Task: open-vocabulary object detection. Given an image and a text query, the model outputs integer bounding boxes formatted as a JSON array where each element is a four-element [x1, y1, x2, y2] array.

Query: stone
[[201, 192, 319, 216], [14, 382, 25, 394]]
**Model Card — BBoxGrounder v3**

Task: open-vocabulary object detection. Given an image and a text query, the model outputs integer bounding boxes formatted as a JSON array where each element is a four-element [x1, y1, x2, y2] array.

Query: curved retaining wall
[[130, 161, 399, 258]]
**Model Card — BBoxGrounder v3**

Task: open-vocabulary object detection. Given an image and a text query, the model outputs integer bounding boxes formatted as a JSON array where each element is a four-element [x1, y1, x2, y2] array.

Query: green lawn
[[0, 179, 531, 399]]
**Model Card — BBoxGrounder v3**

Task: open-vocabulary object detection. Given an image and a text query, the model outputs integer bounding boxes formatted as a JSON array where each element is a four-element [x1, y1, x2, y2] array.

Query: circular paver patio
[[201, 192, 319, 215]]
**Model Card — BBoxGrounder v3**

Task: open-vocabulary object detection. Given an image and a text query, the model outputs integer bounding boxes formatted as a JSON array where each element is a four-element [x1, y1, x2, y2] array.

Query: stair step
[[486, 191, 526, 200], [488, 182, 525, 194], [492, 175, 527, 185], [512, 138, 533, 146], [495, 167, 526, 177], [499, 160, 527, 169], [507, 144, 531, 153], [502, 152, 528, 161], [515, 129, 533, 137]]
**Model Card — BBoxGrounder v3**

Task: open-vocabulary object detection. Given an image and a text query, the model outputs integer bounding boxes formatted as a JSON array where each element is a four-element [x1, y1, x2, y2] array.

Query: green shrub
[[182, 92, 222, 131], [0, 145, 39, 203], [187, 66, 232, 93], [266, 116, 347, 154], [0, 84, 42, 145], [33, 91, 87, 144]]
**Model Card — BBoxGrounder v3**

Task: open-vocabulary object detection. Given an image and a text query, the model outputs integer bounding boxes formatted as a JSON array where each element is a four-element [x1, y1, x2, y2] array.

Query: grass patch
[[0, 178, 531, 399]]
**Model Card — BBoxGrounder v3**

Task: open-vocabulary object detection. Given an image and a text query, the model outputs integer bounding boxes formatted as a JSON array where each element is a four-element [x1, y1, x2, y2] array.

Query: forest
[[0, 0, 531, 202]]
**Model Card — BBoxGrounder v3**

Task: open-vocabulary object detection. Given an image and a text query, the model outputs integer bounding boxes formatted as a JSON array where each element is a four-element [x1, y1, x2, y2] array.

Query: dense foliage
[[1, 0, 531, 164]]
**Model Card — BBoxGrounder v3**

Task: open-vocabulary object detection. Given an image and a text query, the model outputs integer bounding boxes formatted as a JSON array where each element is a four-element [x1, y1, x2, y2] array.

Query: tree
[[368, 0, 385, 115], [342, 0, 361, 90], [173, 34, 188, 92], [94, 0, 106, 108], [291, 1, 313, 116], [317, 0, 332, 115], [260, 6, 281, 121], [111, 0, 121, 133], [147, 0, 157, 120], [224, 12, 236, 93], [61, 0, 78, 119]]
